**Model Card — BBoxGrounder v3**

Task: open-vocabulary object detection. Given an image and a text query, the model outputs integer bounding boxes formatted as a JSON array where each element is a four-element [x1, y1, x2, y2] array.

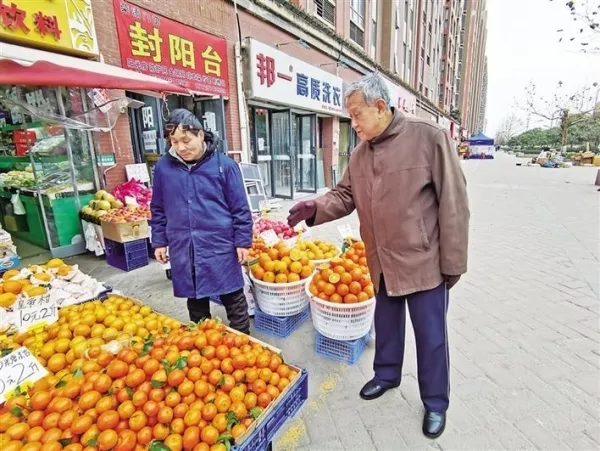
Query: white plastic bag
[[10, 192, 25, 215]]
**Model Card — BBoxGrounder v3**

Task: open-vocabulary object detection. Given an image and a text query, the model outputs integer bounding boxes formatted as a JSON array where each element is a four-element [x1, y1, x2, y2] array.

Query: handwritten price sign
[[0, 347, 48, 403], [16, 295, 58, 332], [259, 229, 279, 247]]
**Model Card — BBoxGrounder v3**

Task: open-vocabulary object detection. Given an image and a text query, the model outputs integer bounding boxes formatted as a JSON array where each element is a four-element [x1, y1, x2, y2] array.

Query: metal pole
[[56, 87, 82, 214], [79, 88, 102, 190]]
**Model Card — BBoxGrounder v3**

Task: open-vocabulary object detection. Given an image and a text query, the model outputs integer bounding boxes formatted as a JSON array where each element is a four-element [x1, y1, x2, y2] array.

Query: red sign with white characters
[[113, 0, 229, 97]]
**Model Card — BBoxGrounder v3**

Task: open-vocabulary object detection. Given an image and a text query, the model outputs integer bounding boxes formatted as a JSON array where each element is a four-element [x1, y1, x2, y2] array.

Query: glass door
[[270, 110, 293, 199], [295, 113, 317, 193], [338, 120, 358, 178], [250, 108, 271, 196]]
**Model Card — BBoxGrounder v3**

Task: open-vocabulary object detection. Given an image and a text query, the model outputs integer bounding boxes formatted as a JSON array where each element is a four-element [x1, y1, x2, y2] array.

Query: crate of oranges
[[248, 242, 315, 317], [305, 241, 376, 340]]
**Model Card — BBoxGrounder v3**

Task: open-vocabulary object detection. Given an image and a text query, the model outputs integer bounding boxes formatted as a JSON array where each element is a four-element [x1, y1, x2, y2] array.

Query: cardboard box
[[100, 219, 149, 243]]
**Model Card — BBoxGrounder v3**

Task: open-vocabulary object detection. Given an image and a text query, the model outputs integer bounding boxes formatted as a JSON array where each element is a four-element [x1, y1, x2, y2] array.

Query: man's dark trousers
[[373, 276, 450, 413]]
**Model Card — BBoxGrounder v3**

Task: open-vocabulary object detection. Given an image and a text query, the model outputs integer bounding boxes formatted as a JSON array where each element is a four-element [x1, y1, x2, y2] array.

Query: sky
[[485, 0, 599, 136]]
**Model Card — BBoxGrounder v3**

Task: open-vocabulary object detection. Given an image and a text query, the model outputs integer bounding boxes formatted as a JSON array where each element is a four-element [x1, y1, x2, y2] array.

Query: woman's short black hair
[[165, 108, 203, 137]]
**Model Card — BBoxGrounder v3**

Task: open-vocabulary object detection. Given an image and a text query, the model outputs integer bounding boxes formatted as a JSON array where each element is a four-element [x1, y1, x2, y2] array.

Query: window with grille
[[350, 0, 365, 46], [314, 0, 335, 25]]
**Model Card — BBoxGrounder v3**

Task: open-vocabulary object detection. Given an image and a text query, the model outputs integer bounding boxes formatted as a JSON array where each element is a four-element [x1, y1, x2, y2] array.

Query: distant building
[[457, 0, 487, 135]]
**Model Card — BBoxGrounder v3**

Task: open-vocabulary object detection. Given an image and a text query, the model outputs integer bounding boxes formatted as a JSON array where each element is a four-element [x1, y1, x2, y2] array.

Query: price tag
[[337, 224, 353, 239], [16, 295, 58, 332], [260, 229, 279, 247], [283, 237, 298, 248], [0, 347, 48, 403]]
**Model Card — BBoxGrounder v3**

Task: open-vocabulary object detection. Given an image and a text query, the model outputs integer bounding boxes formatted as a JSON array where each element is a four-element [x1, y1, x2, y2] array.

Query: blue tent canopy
[[468, 133, 494, 146]]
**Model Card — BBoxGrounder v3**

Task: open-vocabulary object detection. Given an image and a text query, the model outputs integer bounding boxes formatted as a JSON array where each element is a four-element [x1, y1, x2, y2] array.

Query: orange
[[287, 273, 300, 282], [3, 281, 23, 295], [289, 261, 302, 274], [329, 293, 343, 303], [2, 269, 19, 280], [274, 273, 288, 284], [262, 271, 275, 283], [164, 434, 183, 451], [182, 426, 200, 450], [0, 292, 17, 308], [152, 423, 170, 441], [349, 281, 362, 295], [97, 429, 118, 451], [323, 283, 336, 296], [344, 293, 358, 304], [200, 426, 219, 446], [357, 291, 370, 302], [97, 410, 120, 431], [250, 265, 265, 280]]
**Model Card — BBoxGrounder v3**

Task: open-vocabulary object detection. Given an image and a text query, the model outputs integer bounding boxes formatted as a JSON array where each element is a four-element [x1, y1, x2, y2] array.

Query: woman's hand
[[155, 247, 169, 264], [237, 248, 250, 264]]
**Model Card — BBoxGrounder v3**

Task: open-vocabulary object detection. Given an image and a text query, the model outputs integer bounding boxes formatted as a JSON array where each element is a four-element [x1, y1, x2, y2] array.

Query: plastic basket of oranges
[[305, 249, 376, 340], [248, 244, 316, 317]]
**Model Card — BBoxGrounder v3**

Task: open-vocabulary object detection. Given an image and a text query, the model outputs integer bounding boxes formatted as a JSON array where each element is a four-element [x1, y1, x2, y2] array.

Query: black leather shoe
[[359, 379, 399, 400], [423, 411, 446, 439]]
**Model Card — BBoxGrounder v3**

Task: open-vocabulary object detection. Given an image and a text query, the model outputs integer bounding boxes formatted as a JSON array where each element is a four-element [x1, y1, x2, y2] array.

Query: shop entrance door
[[338, 120, 357, 178], [270, 110, 293, 199], [295, 113, 317, 193]]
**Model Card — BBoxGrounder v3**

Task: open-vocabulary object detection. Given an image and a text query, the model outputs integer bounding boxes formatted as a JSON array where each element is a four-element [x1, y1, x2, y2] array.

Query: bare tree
[[495, 114, 525, 146], [523, 81, 600, 147], [554, 0, 600, 53]]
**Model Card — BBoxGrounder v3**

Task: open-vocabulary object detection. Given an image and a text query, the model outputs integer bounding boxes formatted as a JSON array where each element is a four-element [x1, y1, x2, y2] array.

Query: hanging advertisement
[[113, 0, 230, 97], [244, 38, 344, 116], [0, 0, 98, 57]]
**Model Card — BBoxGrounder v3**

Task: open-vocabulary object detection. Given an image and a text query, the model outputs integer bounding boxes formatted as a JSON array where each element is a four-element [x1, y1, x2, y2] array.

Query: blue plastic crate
[[315, 332, 369, 365], [233, 369, 308, 451], [254, 307, 309, 338], [105, 238, 149, 272]]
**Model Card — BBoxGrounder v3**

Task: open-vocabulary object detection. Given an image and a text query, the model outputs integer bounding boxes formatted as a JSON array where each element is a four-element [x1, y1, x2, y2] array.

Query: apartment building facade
[[458, 0, 488, 135], [439, 0, 464, 115], [88, 0, 425, 197]]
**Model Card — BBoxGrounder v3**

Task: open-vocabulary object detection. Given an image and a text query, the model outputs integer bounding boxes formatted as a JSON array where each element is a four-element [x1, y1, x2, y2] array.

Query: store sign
[[382, 76, 417, 117], [0, 0, 98, 57], [438, 116, 451, 130], [245, 38, 344, 116], [113, 0, 229, 97]]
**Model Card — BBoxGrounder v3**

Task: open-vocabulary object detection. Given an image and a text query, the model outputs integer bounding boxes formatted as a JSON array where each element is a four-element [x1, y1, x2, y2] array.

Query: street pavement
[[70, 152, 600, 450]]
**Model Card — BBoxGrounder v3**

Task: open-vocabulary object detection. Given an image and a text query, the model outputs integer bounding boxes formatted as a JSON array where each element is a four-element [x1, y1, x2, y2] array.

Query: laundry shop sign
[[244, 38, 344, 116]]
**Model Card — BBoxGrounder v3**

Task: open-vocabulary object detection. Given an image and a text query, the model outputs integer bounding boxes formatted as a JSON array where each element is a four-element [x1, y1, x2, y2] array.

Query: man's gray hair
[[344, 73, 391, 110]]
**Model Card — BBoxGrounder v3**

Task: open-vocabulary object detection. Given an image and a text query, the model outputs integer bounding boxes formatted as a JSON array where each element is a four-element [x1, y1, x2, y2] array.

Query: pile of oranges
[[0, 318, 298, 451], [249, 241, 315, 284], [308, 241, 375, 303], [247, 237, 267, 260], [3, 297, 180, 371]]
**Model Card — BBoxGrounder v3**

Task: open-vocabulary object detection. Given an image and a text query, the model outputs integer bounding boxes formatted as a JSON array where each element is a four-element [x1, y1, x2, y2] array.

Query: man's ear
[[376, 98, 388, 114]]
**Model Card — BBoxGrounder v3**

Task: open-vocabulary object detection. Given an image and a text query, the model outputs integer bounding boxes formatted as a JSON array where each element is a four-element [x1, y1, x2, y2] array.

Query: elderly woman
[[288, 73, 470, 438], [150, 109, 253, 334]]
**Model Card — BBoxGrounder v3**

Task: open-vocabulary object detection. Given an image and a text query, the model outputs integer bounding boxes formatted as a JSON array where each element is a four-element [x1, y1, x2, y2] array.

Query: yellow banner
[[0, 0, 98, 57]]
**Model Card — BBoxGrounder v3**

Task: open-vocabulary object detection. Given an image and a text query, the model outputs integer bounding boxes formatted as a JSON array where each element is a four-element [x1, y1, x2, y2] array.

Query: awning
[[0, 43, 190, 97]]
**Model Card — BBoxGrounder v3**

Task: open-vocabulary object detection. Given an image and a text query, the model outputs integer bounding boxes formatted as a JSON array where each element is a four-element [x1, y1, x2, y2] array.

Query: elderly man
[[288, 73, 469, 438]]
